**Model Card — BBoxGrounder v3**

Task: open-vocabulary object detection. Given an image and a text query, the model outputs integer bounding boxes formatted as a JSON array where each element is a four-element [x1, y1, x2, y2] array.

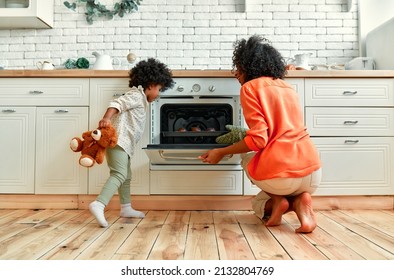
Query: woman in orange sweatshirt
[[199, 35, 321, 233]]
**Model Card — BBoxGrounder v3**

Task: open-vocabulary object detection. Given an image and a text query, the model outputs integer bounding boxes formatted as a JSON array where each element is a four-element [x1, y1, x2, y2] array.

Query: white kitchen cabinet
[[243, 78, 305, 195], [88, 79, 150, 195], [0, 78, 89, 194], [2, 74, 393, 197], [0, 107, 35, 193], [305, 78, 394, 195], [311, 137, 394, 195], [35, 107, 88, 194], [0, 0, 54, 29]]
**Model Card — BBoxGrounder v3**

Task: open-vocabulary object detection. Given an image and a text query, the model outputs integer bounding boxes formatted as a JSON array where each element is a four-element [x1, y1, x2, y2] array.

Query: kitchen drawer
[[0, 78, 89, 106], [150, 170, 243, 195], [312, 137, 394, 195], [305, 78, 394, 107], [306, 107, 394, 136]]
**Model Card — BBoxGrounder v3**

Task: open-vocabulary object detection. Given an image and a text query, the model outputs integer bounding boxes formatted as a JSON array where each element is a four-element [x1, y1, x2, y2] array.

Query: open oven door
[[143, 144, 241, 165]]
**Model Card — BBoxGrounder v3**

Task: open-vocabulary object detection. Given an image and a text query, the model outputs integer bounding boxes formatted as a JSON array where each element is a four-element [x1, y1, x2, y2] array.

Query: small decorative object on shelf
[[76, 57, 90, 69], [127, 52, 137, 67], [64, 57, 90, 69], [63, 0, 143, 25]]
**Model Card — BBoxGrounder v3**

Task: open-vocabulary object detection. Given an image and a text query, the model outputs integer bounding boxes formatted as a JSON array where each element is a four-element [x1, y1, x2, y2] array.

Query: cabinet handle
[[343, 120, 358, 125], [343, 90, 357, 95], [344, 140, 359, 144], [54, 109, 69, 113], [29, 90, 44, 94], [2, 109, 16, 113], [113, 93, 124, 97]]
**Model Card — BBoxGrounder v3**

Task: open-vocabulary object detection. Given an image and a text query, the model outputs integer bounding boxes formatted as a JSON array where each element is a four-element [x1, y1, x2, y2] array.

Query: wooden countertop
[[1, 69, 394, 78]]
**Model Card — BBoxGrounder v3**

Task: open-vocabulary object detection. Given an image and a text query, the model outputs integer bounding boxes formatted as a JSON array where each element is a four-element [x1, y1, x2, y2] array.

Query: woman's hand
[[199, 140, 251, 164], [198, 149, 225, 164]]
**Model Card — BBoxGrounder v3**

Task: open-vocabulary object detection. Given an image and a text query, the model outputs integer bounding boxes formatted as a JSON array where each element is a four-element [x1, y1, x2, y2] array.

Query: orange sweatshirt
[[241, 76, 321, 181]]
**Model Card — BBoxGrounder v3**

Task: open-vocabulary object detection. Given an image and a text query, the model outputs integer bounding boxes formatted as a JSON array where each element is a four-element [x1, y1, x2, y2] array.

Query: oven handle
[[158, 150, 233, 160]]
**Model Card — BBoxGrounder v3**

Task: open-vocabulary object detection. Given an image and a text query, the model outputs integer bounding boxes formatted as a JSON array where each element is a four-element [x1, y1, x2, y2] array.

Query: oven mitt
[[216, 125, 248, 144]]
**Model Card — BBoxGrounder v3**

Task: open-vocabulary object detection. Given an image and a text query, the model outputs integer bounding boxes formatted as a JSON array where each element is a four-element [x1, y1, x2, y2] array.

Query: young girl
[[199, 35, 322, 233], [90, 58, 174, 227]]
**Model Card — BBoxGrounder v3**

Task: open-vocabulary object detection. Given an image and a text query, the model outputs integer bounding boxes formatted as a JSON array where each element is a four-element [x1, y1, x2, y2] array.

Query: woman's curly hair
[[232, 35, 287, 82], [129, 58, 174, 91]]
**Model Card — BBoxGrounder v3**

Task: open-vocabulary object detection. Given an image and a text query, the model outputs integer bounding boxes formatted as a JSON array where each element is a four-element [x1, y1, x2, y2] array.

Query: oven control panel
[[165, 78, 240, 97]]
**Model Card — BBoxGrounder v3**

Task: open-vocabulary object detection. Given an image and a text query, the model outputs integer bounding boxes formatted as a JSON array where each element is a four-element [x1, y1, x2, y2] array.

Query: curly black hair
[[129, 58, 174, 91], [232, 35, 287, 81]]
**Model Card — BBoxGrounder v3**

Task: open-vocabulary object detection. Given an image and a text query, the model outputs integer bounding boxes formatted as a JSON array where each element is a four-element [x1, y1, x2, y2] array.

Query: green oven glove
[[216, 125, 248, 144]]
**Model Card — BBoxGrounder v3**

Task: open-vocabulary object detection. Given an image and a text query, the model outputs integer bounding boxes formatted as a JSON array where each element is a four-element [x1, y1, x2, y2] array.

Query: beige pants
[[241, 152, 322, 218]]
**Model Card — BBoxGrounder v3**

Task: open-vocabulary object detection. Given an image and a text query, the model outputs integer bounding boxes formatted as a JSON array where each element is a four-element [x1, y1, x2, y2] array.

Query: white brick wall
[[0, 0, 359, 70]]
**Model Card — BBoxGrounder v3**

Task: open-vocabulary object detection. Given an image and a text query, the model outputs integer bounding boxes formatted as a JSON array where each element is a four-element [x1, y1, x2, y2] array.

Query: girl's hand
[[198, 149, 225, 164], [98, 118, 111, 128], [99, 108, 119, 128]]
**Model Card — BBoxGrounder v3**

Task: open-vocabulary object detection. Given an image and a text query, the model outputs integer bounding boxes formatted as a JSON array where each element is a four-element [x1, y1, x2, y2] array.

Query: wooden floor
[[0, 209, 393, 260]]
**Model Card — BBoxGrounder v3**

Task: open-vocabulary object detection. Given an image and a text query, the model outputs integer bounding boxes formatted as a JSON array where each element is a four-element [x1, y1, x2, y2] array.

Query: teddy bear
[[70, 125, 117, 167]]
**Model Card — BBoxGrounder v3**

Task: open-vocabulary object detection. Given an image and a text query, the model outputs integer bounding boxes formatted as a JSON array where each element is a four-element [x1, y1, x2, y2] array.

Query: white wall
[[0, 0, 359, 70]]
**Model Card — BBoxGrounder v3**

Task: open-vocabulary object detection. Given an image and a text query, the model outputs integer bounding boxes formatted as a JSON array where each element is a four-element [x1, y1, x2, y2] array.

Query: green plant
[[64, 58, 90, 69], [64, 0, 142, 25]]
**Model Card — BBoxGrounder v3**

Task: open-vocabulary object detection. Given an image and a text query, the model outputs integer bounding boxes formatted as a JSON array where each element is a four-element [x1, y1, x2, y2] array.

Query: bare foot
[[262, 199, 272, 219], [265, 197, 289, 227], [293, 192, 316, 233]]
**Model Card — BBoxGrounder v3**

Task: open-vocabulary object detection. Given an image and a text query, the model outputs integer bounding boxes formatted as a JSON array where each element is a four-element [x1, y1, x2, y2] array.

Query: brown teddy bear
[[70, 125, 117, 167]]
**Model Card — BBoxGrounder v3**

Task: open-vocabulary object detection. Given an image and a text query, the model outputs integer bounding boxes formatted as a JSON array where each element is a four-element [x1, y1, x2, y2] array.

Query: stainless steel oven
[[144, 77, 243, 169], [143, 77, 244, 195]]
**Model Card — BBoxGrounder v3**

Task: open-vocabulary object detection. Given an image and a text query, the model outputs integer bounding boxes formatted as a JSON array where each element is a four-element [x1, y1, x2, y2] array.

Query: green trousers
[[96, 145, 132, 206]]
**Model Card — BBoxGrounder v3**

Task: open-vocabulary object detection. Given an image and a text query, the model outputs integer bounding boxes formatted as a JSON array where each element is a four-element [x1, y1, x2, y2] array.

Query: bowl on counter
[[5, 0, 28, 8]]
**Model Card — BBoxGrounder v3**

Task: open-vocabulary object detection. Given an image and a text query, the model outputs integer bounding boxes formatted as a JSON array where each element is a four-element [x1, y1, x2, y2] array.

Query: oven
[[143, 77, 245, 195]]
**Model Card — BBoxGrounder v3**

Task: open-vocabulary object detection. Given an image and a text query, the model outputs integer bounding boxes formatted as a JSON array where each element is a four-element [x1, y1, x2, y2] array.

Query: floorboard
[[0, 209, 393, 260]]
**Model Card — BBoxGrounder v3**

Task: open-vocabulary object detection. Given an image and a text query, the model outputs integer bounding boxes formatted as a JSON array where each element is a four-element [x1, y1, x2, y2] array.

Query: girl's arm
[[99, 107, 119, 128]]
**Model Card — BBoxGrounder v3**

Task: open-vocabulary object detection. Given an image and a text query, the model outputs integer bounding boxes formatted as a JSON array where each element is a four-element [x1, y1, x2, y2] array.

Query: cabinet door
[[243, 173, 260, 195], [0, 107, 35, 193], [0, 0, 54, 29], [312, 137, 394, 195], [89, 79, 150, 195], [35, 107, 88, 194]]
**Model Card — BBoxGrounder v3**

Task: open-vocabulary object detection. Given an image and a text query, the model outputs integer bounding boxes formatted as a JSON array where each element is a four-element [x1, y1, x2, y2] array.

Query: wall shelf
[[0, 0, 54, 29]]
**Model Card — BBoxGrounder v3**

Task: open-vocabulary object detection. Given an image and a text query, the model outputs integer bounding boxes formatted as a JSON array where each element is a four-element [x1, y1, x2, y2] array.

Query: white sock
[[89, 200, 108, 227], [120, 203, 145, 218]]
